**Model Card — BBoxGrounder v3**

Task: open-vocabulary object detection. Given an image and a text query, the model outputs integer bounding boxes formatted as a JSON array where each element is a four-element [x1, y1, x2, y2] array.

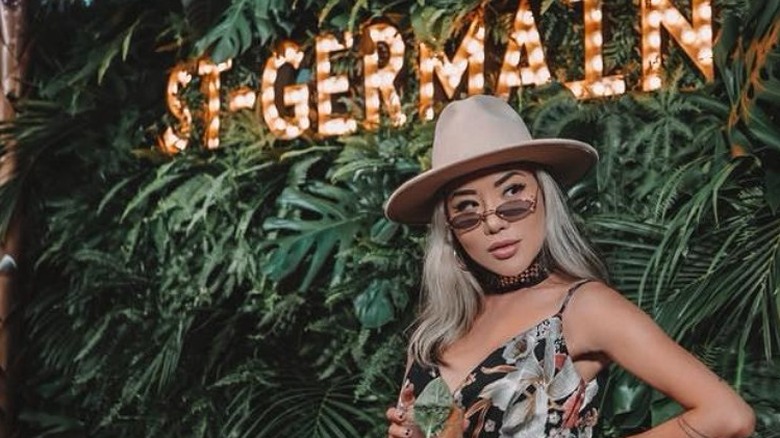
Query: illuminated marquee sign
[[159, 0, 714, 153]]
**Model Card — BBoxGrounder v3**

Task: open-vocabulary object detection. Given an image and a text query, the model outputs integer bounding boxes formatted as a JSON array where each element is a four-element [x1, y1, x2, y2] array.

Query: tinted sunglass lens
[[497, 200, 532, 220], [451, 214, 480, 230]]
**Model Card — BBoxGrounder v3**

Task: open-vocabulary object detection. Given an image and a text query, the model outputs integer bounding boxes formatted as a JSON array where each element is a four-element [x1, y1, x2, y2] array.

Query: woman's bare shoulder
[[559, 280, 649, 353], [566, 280, 635, 312]]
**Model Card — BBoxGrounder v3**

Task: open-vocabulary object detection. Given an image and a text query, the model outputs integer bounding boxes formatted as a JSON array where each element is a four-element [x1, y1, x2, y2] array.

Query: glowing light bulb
[[590, 55, 603, 72], [521, 69, 534, 84], [648, 31, 661, 48], [285, 126, 300, 138], [473, 73, 485, 89], [646, 75, 662, 90], [698, 3, 712, 20], [698, 48, 712, 63], [664, 9, 681, 26], [284, 46, 297, 60], [682, 29, 696, 44], [529, 47, 544, 64], [317, 61, 331, 74], [569, 82, 584, 98], [591, 81, 605, 95], [535, 69, 550, 83], [422, 82, 434, 97], [648, 11, 662, 27], [448, 74, 461, 89], [507, 50, 521, 65], [176, 70, 191, 83], [262, 88, 274, 102], [383, 26, 397, 40], [698, 25, 712, 42]]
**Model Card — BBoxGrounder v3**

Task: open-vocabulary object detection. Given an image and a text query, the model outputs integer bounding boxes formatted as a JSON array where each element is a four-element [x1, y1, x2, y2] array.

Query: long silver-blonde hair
[[407, 168, 607, 367]]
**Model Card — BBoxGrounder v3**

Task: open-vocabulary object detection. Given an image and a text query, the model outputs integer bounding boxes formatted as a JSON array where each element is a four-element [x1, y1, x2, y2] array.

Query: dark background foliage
[[1, 0, 778, 436]]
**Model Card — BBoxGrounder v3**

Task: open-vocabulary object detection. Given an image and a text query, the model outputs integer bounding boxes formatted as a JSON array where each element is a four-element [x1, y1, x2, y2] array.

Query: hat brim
[[384, 139, 597, 224]]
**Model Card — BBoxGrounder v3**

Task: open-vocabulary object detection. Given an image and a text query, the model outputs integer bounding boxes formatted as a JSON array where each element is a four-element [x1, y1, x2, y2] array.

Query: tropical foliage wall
[[1, 0, 778, 436]]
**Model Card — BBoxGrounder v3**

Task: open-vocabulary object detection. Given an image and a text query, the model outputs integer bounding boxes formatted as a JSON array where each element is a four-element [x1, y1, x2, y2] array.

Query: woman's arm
[[566, 283, 755, 438]]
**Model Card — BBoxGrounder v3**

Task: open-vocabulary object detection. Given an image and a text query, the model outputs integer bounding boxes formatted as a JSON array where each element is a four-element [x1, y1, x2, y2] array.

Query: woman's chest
[[438, 304, 564, 392], [406, 318, 600, 437]]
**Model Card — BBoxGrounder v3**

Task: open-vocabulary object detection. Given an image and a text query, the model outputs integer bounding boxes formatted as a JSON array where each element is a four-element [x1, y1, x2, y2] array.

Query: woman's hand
[[387, 382, 424, 438]]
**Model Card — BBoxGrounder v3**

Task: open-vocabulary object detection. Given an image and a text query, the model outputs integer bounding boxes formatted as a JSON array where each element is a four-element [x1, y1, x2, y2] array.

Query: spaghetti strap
[[557, 279, 592, 316]]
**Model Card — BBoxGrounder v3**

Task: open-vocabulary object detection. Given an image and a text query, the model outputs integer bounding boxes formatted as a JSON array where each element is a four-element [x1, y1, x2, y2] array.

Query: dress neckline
[[435, 312, 564, 395], [434, 280, 592, 395]]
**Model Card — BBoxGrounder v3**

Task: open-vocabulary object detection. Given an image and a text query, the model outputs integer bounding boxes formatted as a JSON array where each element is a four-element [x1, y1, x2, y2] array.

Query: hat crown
[[383, 95, 597, 224], [432, 95, 533, 168]]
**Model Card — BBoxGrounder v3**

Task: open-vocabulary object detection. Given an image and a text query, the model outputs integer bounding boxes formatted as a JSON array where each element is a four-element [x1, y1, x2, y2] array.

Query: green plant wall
[[1, 0, 779, 436]]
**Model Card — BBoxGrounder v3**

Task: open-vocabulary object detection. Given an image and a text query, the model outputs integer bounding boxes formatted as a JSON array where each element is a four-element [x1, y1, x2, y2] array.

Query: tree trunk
[[0, 1, 26, 436]]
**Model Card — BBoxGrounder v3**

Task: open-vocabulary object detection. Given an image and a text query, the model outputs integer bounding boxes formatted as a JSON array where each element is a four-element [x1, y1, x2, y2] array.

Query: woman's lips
[[488, 240, 520, 260]]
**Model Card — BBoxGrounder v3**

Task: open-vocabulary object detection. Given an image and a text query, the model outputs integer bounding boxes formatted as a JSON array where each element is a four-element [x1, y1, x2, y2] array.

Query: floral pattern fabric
[[405, 281, 599, 438]]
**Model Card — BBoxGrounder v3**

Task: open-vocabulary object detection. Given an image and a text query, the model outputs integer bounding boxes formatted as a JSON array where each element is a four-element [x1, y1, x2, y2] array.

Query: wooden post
[[0, 1, 26, 436]]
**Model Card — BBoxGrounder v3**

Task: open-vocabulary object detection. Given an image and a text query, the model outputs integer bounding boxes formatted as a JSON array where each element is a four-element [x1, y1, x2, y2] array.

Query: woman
[[383, 95, 754, 438]]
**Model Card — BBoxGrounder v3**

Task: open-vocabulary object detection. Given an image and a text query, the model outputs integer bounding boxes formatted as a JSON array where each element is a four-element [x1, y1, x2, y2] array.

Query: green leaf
[[353, 280, 394, 328], [414, 377, 455, 438], [100, 17, 141, 84], [370, 218, 400, 244], [263, 184, 368, 290], [650, 395, 683, 426], [766, 167, 780, 214]]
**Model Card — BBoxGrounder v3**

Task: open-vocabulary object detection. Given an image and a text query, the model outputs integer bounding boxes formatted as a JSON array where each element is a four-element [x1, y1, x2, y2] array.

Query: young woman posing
[[383, 95, 754, 438]]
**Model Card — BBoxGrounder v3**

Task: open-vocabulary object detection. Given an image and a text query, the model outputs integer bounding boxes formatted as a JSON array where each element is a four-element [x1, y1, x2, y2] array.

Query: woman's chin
[[473, 257, 533, 277]]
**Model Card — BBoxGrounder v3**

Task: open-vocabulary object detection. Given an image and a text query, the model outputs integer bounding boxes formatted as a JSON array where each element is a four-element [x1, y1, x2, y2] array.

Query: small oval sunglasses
[[447, 187, 539, 232]]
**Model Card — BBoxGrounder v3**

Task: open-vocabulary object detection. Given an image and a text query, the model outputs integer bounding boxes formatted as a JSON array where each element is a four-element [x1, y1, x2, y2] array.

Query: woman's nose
[[482, 209, 507, 234]]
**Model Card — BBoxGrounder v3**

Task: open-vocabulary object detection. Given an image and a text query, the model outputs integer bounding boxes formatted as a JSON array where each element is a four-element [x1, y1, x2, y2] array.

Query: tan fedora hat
[[384, 95, 598, 224]]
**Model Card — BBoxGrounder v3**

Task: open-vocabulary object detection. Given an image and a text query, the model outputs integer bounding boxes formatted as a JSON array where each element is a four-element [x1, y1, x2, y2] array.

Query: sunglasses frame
[[446, 186, 539, 232]]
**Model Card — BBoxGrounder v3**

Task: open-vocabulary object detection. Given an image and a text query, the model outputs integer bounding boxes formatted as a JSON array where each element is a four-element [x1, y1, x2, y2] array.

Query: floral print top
[[405, 281, 600, 438]]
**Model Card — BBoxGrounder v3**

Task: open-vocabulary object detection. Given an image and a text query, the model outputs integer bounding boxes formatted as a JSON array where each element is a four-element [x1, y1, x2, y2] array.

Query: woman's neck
[[467, 256, 550, 295]]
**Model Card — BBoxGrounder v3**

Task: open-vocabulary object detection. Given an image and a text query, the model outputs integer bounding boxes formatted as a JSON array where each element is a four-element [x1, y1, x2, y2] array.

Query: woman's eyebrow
[[494, 171, 525, 187], [449, 189, 477, 198]]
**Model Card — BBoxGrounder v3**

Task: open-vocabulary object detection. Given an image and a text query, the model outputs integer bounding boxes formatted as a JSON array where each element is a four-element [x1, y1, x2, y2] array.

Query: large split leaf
[[263, 183, 370, 291]]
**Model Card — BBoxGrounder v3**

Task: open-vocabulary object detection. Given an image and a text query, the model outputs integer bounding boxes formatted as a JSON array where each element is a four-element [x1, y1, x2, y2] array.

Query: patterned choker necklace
[[468, 257, 550, 295]]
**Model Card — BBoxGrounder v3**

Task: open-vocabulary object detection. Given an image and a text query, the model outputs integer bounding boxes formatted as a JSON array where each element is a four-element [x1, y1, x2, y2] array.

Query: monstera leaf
[[263, 183, 370, 291], [414, 377, 456, 438]]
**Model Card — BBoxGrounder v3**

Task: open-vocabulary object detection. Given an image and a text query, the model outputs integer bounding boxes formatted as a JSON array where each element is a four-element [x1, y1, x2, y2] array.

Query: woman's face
[[446, 168, 545, 277]]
